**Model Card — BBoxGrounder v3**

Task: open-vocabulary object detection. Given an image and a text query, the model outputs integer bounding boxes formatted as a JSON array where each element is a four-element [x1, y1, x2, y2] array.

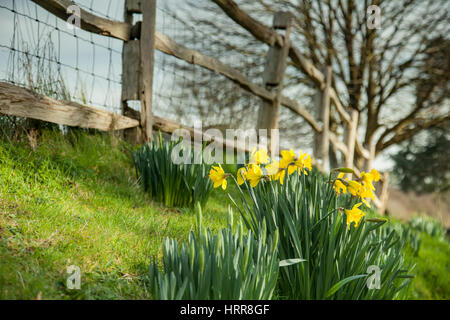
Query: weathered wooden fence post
[[378, 172, 390, 215], [257, 11, 293, 155], [345, 109, 359, 169], [121, 0, 156, 144], [121, 0, 143, 144], [314, 66, 332, 171], [321, 66, 332, 172], [140, 0, 157, 143], [365, 142, 376, 171]]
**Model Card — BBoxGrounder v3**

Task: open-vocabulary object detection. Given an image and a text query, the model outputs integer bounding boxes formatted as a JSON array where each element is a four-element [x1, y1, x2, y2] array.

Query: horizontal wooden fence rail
[[31, 0, 131, 40], [154, 32, 272, 103], [0, 82, 139, 131], [0, 82, 268, 154], [152, 115, 273, 155]]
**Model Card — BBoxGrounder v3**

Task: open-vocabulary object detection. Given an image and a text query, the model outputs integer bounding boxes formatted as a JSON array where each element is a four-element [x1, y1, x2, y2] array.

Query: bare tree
[[218, 0, 450, 164], [161, 0, 449, 167]]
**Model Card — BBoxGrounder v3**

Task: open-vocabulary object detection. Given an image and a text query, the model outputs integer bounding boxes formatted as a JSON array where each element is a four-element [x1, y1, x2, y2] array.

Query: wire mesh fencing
[[0, 0, 310, 150], [0, 0, 124, 114]]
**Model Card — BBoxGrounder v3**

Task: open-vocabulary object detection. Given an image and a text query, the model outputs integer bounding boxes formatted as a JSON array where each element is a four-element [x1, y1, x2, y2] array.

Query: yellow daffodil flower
[[266, 161, 286, 184], [303, 154, 312, 173], [345, 202, 366, 229], [209, 165, 228, 190], [280, 149, 313, 175], [277, 169, 286, 184], [250, 148, 270, 165], [370, 168, 381, 182], [360, 172, 376, 191], [246, 164, 264, 187], [237, 167, 247, 185], [294, 150, 312, 175], [347, 180, 364, 197], [279, 149, 296, 174], [360, 187, 375, 208], [265, 161, 278, 176], [361, 186, 375, 199], [341, 178, 374, 208], [333, 168, 380, 209], [334, 173, 347, 195]]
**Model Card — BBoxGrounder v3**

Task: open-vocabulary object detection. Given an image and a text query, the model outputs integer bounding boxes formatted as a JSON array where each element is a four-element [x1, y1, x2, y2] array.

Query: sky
[[0, 0, 395, 170]]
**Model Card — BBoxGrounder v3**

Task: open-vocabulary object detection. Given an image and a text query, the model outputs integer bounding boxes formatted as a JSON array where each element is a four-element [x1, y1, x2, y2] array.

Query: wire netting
[[0, 0, 264, 122], [0, 0, 309, 150], [0, 0, 123, 113]]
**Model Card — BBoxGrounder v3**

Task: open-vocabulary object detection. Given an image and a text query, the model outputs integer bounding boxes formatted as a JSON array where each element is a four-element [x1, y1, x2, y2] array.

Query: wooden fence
[[0, 0, 389, 212]]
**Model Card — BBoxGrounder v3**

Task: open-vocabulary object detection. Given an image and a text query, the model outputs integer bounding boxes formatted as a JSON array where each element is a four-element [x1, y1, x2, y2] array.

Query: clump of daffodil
[[344, 202, 366, 229], [209, 165, 229, 190], [209, 148, 313, 189]]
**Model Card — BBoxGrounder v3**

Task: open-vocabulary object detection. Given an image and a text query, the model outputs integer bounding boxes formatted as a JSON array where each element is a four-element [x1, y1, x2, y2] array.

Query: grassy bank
[[0, 129, 448, 299], [0, 129, 236, 299]]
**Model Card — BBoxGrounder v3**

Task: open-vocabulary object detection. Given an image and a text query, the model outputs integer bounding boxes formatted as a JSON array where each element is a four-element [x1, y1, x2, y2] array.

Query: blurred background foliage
[[391, 127, 450, 194]]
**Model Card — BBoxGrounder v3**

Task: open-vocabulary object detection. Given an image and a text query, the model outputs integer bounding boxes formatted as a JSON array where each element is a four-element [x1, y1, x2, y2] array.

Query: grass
[[0, 129, 237, 299], [405, 233, 450, 299], [0, 129, 448, 300]]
